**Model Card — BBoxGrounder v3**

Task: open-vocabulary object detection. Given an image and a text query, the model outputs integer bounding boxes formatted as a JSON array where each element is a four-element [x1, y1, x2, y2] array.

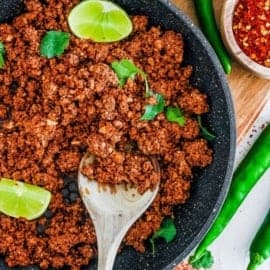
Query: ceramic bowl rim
[[220, 0, 270, 79]]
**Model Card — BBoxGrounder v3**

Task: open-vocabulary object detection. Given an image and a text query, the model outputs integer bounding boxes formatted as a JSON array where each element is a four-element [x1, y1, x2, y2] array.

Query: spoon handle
[[94, 214, 132, 270]]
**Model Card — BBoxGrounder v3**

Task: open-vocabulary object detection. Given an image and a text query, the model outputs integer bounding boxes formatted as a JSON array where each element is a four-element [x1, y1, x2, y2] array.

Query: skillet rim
[[0, 0, 236, 269], [157, 0, 236, 268]]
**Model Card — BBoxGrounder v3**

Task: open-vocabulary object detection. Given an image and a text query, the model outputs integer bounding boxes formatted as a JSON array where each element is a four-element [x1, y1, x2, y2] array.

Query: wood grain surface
[[172, 0, 270, 142]]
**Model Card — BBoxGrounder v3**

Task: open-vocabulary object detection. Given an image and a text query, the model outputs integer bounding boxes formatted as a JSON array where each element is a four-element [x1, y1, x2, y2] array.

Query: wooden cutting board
[[172, 0, 270, 143]]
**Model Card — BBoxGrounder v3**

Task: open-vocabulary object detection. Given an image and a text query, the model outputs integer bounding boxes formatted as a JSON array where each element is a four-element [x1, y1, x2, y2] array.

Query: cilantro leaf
[[40, 31, 70, 58], [165, 106, 185, 126], [197, 115, 216, 141], [111, 59, 145, 87], [152, 218, 177, 242], [141, 93, 165, 121], [0, 42, 6, 68], [111, 59, 164, 118], [150, 218, 177, 254], [189, 250, 214, 269], [111, 59, 153, 96]]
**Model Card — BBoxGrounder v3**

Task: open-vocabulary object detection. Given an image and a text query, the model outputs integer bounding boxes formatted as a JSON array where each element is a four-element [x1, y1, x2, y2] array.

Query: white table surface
[[209, 98, 270, 270], [179, 99, 270, 270]]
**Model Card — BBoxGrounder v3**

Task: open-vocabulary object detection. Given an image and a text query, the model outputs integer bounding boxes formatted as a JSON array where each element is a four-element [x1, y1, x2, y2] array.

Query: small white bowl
[[220, 0, 270, 79]]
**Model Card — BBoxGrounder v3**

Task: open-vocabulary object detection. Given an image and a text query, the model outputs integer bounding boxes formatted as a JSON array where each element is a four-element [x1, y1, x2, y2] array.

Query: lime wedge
[[68, 0, 133, 42], [0, 178, 51, 220]]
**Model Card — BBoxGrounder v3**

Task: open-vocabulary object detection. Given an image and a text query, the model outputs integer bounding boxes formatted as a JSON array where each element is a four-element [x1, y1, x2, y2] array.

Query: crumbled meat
[[182, 139, 213, 167], [130, 122, 174, 155], [0, 1, 213, 269], [180, 118, 200, 139], [0, 104, 8, 119], [87, 133, 114, 158], [178, 88, 209, 114], [174, 262, 196, 270], [56, 150, 81, 173], [161, 165, 191, 205], [82, 153, 159, 194]]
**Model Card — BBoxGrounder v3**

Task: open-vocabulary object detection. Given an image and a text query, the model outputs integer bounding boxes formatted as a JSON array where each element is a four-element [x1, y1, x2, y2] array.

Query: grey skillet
[[0, 0, 236, 269]]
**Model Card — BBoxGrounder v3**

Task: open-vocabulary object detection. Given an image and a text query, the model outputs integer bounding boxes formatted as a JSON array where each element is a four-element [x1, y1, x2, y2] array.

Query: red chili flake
[[233, 0, 270, 67]]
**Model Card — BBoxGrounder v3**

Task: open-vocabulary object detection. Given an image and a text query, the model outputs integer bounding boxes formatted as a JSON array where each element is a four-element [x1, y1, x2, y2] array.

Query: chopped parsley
[[150, 218, 177, 254], [111, 59, 152, 96], [141, 93, 165, 121], [165, 106, 185, 127], [40, 31, 70, 58]]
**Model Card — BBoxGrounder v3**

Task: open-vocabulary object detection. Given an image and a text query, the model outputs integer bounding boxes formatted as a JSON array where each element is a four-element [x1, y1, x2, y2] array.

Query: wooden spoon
[[78, 153, 160, 270], [220, 0, 270, 79]]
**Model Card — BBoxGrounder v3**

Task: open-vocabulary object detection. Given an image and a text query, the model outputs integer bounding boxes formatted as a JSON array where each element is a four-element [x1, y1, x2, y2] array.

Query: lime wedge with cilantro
[[0, 178, 51, 220], [68, 0, 132, 42]]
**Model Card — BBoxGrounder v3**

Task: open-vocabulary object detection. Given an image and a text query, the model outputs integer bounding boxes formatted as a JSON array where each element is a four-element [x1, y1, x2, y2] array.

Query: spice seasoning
[[233, 0, 270, 67]]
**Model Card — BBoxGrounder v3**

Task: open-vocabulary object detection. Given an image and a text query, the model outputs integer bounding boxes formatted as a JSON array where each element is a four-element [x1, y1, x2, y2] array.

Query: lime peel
[[68, 0, 133, 42], [0, 178, 51, 220]]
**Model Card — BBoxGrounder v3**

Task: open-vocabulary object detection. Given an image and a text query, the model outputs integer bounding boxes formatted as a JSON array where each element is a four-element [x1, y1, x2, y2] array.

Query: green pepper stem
[[247, 261, 259, 270], [189, 250, 206, 265], [247, 253, 264, 270], [189, 249, 214, 269]]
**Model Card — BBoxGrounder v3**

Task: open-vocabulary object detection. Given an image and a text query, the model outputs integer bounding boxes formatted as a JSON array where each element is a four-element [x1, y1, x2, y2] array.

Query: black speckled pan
[[1, 0, 236, 270]]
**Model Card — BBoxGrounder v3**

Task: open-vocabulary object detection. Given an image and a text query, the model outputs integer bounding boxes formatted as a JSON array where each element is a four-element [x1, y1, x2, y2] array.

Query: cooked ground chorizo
[[81, 152, 159, 194], [182, 139, 213, 167], [0, 0, 213, 269], [178, 88, 209, 115]]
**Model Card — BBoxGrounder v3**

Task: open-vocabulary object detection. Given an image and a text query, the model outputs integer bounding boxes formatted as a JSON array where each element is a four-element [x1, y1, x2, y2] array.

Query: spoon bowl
[[78, 153, 160, 270]]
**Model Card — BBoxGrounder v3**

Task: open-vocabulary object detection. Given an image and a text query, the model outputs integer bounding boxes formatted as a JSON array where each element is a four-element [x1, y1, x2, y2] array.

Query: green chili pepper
[[193, 0, 232, 74], [247, 209, 270, 270], [189, 123, 270, 268]]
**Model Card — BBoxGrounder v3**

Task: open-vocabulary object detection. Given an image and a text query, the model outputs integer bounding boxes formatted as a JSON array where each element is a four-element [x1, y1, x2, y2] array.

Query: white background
[[209, 99, 270, 270]]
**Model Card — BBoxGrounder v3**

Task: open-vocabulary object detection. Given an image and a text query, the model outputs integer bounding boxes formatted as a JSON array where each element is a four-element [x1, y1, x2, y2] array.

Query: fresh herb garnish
[[165, 106, 185, 127], [111, 59, 152, 96], [150, 218, 177, 254], [40, 31, 70, 58], [0, 42, 5, 68], [197, 115, 216, 141], [111, 59, 164, 120], [141, 93, 165, 121], [111, 59, 167, 120], [189, 250, 214, 269], [111, 59, 144, 86]]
